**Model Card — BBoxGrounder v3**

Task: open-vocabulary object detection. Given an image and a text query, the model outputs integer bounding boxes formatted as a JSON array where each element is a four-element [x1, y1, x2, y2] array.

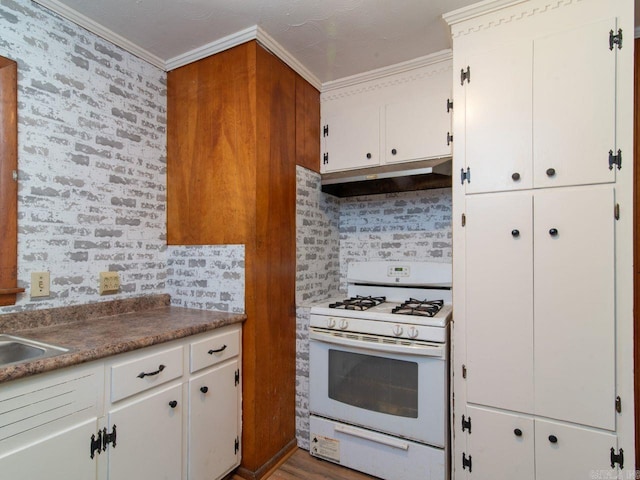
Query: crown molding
[[443, 0, 528, 26], [164, 26, 258, 71], [321, 49, 452, 93], [32, 0, 165, 69]]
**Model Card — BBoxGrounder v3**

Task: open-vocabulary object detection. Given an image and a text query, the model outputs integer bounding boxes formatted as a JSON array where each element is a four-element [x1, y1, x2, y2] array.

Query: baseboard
[[233, 439, 298, 480]]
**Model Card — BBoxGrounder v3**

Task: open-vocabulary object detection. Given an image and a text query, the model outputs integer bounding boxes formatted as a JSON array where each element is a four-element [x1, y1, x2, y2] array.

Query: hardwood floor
[[232, 449, 380, 480]]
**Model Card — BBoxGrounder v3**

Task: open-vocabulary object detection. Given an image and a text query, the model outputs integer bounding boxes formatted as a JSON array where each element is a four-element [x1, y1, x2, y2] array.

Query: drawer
[[111, 345, 183, 402], [190, 329, 240, 373]]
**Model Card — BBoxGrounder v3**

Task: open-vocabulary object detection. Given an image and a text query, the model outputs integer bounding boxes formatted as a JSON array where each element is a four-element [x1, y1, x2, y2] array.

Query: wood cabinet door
[[321, 106, 380, 173], [465, 192, 534, 413], [107, 383, 183, 480], [533, 186, 615, 430], [533, 18, 617, 189], [0, 418, 98, 480], [465, 406, 535, 480], [464, 42, 533, 194], [385, 67, 451, 164], [535, 418, 618, 480], [188, 361, 240, 480]]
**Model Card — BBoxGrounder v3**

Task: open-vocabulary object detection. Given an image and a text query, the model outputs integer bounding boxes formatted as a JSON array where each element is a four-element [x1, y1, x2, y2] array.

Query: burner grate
[[329, 295, 386, 311], [392, 298, 444, 317]]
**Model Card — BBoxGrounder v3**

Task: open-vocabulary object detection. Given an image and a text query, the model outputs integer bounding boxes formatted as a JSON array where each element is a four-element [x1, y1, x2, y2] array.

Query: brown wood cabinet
[[167, 41, 318, 479], [0, 56, 22, 306]]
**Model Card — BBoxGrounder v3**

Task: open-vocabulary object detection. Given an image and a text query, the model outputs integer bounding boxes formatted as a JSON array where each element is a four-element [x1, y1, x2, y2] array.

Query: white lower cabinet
[[465, 406, 618, 480], [106, 383, 183, 480], [0, 418, 99, 480], [0, 324, 242, 480], [188, 360, 240, 480]]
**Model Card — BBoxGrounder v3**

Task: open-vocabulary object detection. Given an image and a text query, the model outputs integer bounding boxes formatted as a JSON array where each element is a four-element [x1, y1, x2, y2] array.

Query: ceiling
[[33, 0, 481, 87]]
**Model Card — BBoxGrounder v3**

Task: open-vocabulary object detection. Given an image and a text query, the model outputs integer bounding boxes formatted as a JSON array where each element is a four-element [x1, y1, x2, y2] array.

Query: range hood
[[321, 157, 452, 197]]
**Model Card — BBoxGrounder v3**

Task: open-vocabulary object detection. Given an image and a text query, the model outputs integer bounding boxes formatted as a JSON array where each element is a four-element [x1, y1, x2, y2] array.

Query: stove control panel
[[387, 265, 410, 278]]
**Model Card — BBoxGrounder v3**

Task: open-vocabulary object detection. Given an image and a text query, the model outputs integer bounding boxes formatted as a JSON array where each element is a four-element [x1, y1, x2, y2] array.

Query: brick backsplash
[[0, 0, 167, 312], [166, 245, 245, 314]]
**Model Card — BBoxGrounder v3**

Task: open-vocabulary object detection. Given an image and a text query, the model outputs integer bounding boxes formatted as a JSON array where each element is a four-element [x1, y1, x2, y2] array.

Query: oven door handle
[[309, 329, 445, 358], [334, 424, 410, 451]]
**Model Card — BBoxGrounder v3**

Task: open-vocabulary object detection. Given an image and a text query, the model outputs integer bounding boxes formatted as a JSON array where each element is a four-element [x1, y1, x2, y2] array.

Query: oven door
[[309, 327, 447, 447]]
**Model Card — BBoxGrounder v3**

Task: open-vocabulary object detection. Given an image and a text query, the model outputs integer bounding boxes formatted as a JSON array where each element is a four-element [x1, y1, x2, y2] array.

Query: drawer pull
[[208, 345, 227, 355], [137, 364, 166, 378], [169, 400, 178, 409]]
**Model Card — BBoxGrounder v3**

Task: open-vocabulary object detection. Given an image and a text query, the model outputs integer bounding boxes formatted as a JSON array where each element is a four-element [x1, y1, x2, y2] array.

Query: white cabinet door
[[188, 360, 240, 480], [385, 68, 451, 164], [533, 19, 616, 188], [107, 383, 183, 480], [0, 418, 98, 480], [322, 106, 380, 173], [535, 419, 618, 480], [534, 186, 615, 430], [465, 406, 534, 480], [464, 42, 533, 194], [465, 192, 534, 413]]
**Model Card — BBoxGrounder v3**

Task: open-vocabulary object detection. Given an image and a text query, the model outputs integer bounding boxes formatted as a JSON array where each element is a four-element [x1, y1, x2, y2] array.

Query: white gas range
[[308, 261, 452, 480]]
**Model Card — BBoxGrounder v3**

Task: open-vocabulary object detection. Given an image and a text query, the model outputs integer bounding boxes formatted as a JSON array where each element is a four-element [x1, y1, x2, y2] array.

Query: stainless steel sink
[[0, 334, 69, 366]]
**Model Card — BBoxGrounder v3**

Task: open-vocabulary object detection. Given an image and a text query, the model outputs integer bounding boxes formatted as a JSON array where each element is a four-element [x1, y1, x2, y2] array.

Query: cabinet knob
[[366, 153, 372, 159], [200, 386, 209, 394], [391, 148, 397, 155], [514, 428, 523, 437], [511, 229, 520, 238], [548, 435, 558, 444], [546, 168, 556, 177], [512, 172, 520, 181], [549, 228, 558, 237], [169, 400, 178, 409]]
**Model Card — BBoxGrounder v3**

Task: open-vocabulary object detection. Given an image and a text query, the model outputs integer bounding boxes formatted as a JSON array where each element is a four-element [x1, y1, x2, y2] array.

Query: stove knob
[[392, 325, 403, 336], [327, 318, 336, 329], [339, 319, 349, 330], [408, 327, 419, 339]]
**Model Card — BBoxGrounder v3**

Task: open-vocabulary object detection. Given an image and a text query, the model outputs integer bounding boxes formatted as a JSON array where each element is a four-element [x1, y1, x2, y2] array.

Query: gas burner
[[392, 299, 444, 317], [329, 295, 386, 311]]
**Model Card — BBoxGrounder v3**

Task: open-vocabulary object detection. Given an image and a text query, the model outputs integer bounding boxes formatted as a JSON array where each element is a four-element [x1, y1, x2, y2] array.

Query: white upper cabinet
[[533, 19, 616, 188], [464, 43, 533, 193], [460, 19, 620, 194], [321, 54, 452, 174]]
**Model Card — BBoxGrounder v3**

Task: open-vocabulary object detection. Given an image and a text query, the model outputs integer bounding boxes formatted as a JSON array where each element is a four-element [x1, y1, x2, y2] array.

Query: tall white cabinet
[[445, 0, 634, 478]]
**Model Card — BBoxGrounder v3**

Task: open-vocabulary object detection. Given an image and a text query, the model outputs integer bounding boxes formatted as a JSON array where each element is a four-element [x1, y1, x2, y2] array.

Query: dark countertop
[[0, 296, 245, 384]]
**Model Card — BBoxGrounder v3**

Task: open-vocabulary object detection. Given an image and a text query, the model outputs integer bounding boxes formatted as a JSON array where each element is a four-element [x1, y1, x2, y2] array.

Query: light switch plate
[[31, 272, 50, 298]]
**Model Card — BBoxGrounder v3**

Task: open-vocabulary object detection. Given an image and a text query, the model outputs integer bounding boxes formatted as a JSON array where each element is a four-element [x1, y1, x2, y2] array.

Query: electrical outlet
[[31, 272, 50, 298], [99, 272, 120, 295]]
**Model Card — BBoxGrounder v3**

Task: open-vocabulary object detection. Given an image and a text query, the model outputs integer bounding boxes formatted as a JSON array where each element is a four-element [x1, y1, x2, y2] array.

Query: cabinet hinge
[[102, 425, 117, 451], [447, 98, 453, 113], [323, 125, 329, 137], [461, 167, 471, 185], [460, 66, 471, 85], [462, 453, 473, 472], [615, 396, 622, 413], [234, 437, 240, 454], [609, 28, 623, 50], [461, 213, 466, 227], [235, 369, 240, 386], [447, 132, 453, 146], [462, 364, 467, 379], [610, 447, 624, 469], [614, 203, 620, 221], [608, 149, 622, 170], [323, 152, 329, 165], [462, 415, 472, 433], [90, 430, 102, 459]]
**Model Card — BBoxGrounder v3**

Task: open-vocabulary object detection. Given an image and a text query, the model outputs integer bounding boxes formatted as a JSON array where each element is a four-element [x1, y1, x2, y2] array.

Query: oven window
[[328, 349, 418, 418]]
